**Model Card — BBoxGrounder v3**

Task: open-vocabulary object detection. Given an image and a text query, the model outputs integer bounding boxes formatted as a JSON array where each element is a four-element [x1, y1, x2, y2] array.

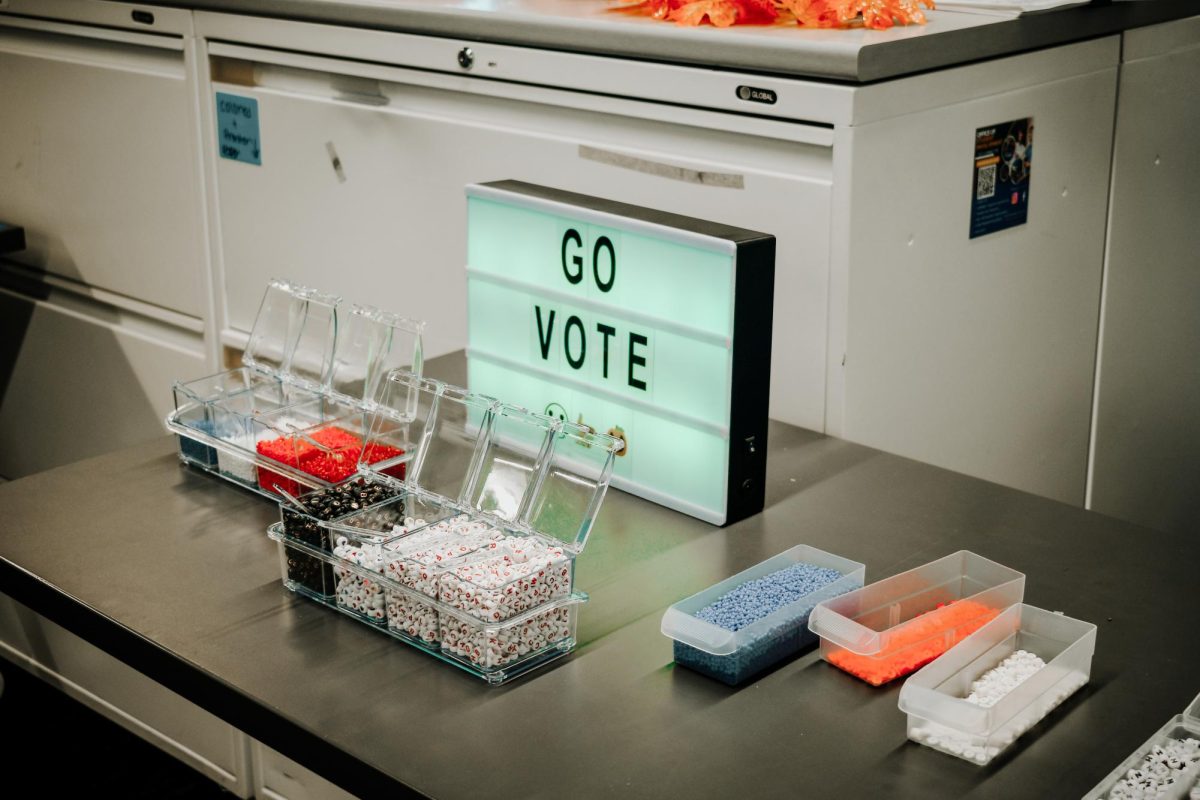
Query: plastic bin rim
[[1185, 691, 1200, 724], [806, 550, 1025, 655]]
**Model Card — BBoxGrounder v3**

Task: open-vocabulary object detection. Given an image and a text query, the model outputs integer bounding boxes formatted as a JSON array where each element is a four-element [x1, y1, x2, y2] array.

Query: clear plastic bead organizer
[[165, 279, 424, 500], [661, 544, 865, 686], [1084, 691, 1200, 799], [269, 369, 624, 684], [807, 551, 1026, 686], [898, 603, 1096, 766]]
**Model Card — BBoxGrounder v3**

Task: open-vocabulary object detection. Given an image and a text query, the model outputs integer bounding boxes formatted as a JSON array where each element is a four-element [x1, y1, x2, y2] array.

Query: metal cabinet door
[[0, 21, 206, 316], [251, 740, 357, 800], [839, 50, 1119, 505], [0, 595, 252, 797], [1088, 17, 1200, 534], [0, 283, 206, 477], [210, 57, 832, 430]]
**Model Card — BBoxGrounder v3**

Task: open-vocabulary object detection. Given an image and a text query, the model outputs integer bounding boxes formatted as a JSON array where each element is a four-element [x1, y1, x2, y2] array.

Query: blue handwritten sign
[[215, 92, 261, 166]]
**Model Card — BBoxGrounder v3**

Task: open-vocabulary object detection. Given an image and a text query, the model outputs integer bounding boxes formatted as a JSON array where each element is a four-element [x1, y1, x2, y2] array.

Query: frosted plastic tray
[[661, 544, 865, 685], [1084, 692, 1200, 799], [899, 603, 1095, 765], [807, 550, 1025, 685]]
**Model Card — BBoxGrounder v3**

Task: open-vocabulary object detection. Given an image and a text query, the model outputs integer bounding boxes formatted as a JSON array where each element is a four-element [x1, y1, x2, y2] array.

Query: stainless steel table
[[1, 353, 1196, 798]]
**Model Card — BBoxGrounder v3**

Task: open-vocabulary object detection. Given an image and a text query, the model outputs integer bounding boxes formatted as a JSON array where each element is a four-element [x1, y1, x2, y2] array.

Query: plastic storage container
[[166, 279, 423, 499], [269, 369, 623, 684], [898, 603, 1095, 765], [660, 545, 865, 685], [1084, 692, 1200, 799], [807, 550, 1025, 686]]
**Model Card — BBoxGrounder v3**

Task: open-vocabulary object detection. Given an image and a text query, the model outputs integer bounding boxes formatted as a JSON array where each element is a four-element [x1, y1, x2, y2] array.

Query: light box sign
[[465, 181, 774, 526]]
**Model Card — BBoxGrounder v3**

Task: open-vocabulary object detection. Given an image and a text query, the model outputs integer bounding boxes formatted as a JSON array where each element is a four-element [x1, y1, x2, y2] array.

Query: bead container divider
[[1083, 692, 1200, 799], [267, 369, 622, 684], [321, 490, 458, 553], [278, 474, 407, 599], [898, 603, 1097, 766], [661, 544, 866, 686], [166, 278, 424, 500]]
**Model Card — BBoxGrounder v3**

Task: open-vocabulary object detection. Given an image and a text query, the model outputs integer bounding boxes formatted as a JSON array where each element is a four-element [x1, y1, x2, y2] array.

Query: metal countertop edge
[[0, 555, 425, 800], [857, 0, 1199, 82], [142, 0, 1200, 82]]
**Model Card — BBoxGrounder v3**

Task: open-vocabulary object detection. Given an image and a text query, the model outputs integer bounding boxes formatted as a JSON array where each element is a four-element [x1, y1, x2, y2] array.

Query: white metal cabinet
[[206, 47, 833, 431], [0, 280, 206, 477], [0, 595, 253, 797], [198, 14, 1127, 508], [0, 11, 207, 317], [252, 740, 359, 800], [1087, 15, 1200, 534], [834, 43, 1120, 505]]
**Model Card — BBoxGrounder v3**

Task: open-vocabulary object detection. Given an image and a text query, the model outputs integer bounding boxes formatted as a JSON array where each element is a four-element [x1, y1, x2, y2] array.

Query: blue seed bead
[[695, 562, 844, 632], [179, 418, 219, 467], [675, 560, 855, 685]]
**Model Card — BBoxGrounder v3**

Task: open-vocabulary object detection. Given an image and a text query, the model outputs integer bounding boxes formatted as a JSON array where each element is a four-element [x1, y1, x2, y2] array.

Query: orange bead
[[826, 600, 999, 686]]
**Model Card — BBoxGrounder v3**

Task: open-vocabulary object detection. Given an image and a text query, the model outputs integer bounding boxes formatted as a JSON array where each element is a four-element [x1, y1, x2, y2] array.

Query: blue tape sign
[[215, 92, 261, 166]]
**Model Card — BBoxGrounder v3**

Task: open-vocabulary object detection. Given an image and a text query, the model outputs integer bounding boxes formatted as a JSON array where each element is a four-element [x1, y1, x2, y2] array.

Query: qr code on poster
[[976, 164, 997, 200]]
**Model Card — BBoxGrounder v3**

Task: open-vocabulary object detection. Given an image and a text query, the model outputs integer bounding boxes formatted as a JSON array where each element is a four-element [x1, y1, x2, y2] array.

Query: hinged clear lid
[[240, 278, 423, 407], [327, 305, 424, 409], [362, 370, 622, 554], [243, 279, 339, 391]]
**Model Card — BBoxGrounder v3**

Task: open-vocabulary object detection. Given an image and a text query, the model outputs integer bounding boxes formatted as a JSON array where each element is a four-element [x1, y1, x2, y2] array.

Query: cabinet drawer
[[252, 740, 359, 800], [212, 55, 832, 430], [0, 23, 205, 316], [0, 284, 205, 477], [0, 595, 252, 797]]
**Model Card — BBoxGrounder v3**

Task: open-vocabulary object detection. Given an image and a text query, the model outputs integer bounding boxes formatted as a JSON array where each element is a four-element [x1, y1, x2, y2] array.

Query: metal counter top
[[1, 353, 1197, 798], [133, 0, 1199, 81]]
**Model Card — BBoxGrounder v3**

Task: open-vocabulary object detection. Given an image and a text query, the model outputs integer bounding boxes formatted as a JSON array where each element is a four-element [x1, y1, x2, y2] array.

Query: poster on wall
[[465, 181, 775, 526], [970, 117, 1033, 239]]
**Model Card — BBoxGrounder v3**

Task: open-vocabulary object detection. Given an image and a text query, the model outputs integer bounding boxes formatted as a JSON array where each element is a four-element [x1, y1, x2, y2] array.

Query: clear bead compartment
[[268, 370, 622, 685], [1084, 692, 1200, 799], [276, 474, 406, 599], [166, 279, 424, 499], [898, 603, 1096, 766], [269, 522, 587, 684]]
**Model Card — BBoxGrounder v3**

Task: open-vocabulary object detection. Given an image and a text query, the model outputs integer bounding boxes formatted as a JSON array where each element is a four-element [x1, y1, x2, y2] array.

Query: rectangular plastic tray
[[269, 523, 584, 685], [807, 550, 1025, 685], [1084, 692, 1200, 799], [661, 544, 865, 685], [899, 603, 1095, 765], [329, 507, 572, 633], [265, 370, 623, 684], [167, 279, 423, 499]]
